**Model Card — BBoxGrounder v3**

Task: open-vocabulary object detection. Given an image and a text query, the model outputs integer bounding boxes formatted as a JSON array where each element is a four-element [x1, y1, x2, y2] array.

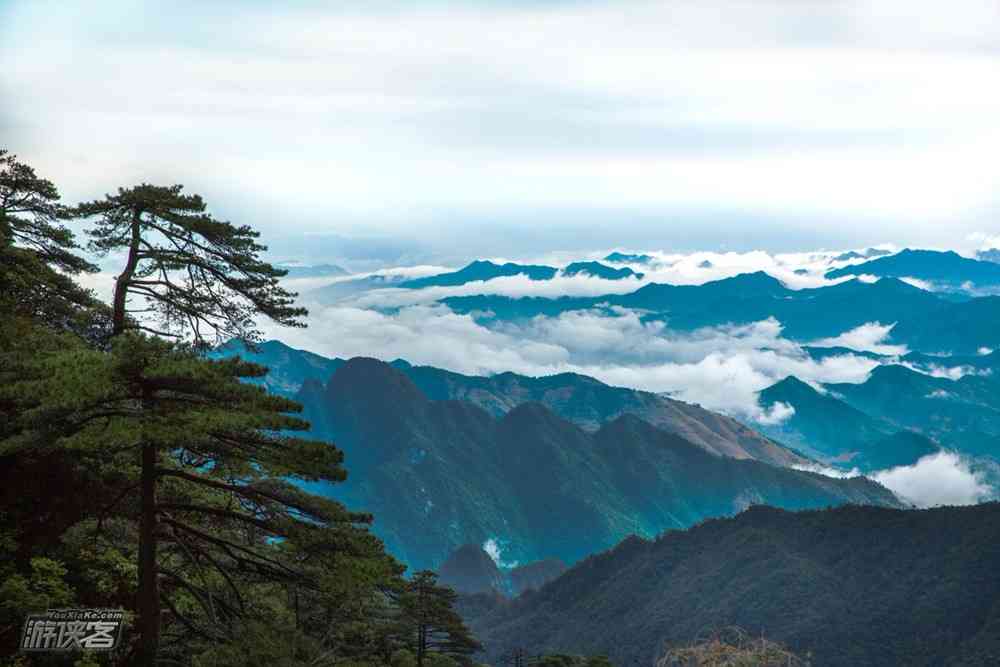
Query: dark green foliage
[[391, 571, 482, 666], [0, 156, 424, 666], [0, 149, 95, 275], [77, 183, 306, 346], [2, 328, 404, 663], [471, 503, 1000, 666], [0, 150, 103, 339]]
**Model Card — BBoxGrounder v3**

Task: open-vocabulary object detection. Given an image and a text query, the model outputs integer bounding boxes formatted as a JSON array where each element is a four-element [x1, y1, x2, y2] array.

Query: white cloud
[[811, 322, 908, 355], [873, 451, 993, 507], [968, 232, 1000, 250], [899, 276, 936, 291], [482, 537, 518, 570], [799, 451, 996, 507], [263, 301, 879, 422], [756, 401, 796, 426]]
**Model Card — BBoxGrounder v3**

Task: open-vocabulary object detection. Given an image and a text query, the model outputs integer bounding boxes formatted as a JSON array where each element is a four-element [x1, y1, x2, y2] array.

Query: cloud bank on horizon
[[3, 0, 1000, 262]]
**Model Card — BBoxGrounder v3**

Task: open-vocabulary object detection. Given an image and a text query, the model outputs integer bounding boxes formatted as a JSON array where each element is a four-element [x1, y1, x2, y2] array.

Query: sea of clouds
[[79, 245, 999, 507]]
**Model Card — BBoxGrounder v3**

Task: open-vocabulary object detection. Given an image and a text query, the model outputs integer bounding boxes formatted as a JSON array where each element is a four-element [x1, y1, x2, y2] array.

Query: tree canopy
[[78, 183, 305, 347], [0, 150, 482, 666]]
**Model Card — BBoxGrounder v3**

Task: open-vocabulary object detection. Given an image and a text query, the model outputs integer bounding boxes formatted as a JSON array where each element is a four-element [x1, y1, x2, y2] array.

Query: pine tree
[[0, 148, 95, 275], [77, 183, 305, 346], [5, 333, 400, 664], [0, 149, 101, 335], [393, 571, 482, 667]]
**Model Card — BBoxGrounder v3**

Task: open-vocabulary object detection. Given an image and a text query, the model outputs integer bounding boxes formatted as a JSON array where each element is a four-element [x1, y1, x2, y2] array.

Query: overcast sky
[[3, 0, 1000, 264]]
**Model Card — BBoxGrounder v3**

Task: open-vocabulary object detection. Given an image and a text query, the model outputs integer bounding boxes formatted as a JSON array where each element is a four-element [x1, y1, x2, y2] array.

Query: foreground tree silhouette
[[78, 183, 305, 345], [392, 570, 481, 667], [8, 335, 398, 664], [1, 165, 411, 664], [53, 183, 357, 664], [0, 149, 100, 333]]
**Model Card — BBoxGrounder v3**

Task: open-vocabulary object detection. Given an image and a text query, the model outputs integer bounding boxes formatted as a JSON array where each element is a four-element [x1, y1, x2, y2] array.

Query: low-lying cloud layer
[[798, 452, 996, 508], [262, 301, 878, 424], [873, 452, 995, 507]]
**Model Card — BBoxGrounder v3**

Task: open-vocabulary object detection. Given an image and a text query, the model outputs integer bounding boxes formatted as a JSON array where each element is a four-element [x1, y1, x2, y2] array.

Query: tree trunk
[[137, 441, 159, 665], [416, 581, 426, 667], [112, 210, 142, 335]]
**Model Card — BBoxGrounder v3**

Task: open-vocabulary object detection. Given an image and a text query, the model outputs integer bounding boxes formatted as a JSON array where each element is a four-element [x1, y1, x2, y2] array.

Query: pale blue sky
[[3, 0, 1000, 264]]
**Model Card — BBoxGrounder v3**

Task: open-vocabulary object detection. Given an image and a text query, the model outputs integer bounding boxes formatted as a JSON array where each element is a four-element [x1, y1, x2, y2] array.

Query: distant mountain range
[[979, 249, 1000, 264], [274, 262, 349, 278], [398, 259, 644, 289], [759, 376, 938, 471], [289, 357, 898, 569], [465, 502, 1000, 666], [392, 359, 805, 466], [297, 251, 1000, 356], [827, 248, 1000, 291], [216, 340, 805, 466], [826, 363, 1000, 459], [208, 340, 344, 397], [562, 261, 643, 280], [443, 271, 945, 339], [758, 355, 1000, 469], [399, 260, 559, 288], [437, 268, 999, 354], [306, 273, 411, 304], [603, 252, 653, 264]]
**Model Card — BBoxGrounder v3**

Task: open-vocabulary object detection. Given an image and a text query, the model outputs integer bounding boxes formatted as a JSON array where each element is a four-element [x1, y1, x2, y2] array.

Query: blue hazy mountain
[[826, 248, 1000, 289], [398, 259, 643, 289], [306, 273, 411, 304], [274, 262, 349, 278], [294, 358, 899, 569], [399, 260, 558, 288], [979, 248, 1000, 264], [445, 272, 949, 342], [802, 346, 888, 362], [832, 248, 892, 262], [467, 503, 1000, 666], [826, 364, 1000, 458], [562, 261, 643, 280], [603, 252, 653, 264], [394, 362, 805, 466], [889, 296, 1000, 354], [758, 376, 938, 471], [438, 544, 567, 596], [902, 348, 1000, 373], [213, 340, 806, 467], [207, 339, 344, 397]]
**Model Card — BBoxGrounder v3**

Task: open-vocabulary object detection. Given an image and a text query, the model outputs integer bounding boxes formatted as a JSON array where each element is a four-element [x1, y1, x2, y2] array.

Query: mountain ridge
[[294, 358, 901, 569], [467, 502, 1000, 666]]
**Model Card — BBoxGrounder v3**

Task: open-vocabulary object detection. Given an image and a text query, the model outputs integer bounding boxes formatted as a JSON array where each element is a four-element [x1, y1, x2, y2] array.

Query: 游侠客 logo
[[20, 609, 124, 652]]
